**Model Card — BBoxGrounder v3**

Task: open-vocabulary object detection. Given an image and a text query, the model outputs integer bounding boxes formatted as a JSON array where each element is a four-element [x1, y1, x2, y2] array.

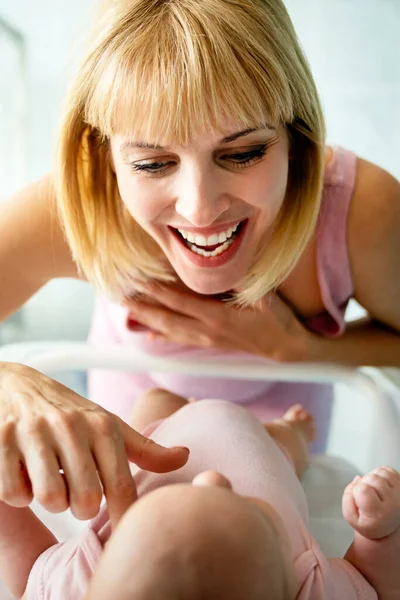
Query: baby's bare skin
[[19, 390, 400, 600], [120, 388, 400, 600], [343, 467, 400, 600], [264, 404, 316, 478]]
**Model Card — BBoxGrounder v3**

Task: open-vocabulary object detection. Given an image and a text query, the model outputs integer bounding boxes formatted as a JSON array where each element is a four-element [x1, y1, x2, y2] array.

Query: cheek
[[116, 172, 165, 223], [243, 156, 289, 215], [247, 173, 288, 226]]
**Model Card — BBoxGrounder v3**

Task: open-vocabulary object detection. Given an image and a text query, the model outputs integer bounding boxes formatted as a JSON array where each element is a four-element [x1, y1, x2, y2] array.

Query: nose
[[192, 470, 233, 490], [174, 163, 231, 227]]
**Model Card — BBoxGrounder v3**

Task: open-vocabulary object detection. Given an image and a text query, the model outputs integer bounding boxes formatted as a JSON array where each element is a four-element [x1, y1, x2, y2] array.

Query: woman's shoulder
[[348, 155, 400, 251], [4, 174, 82, 280], [282, 149, 400, 320], [347, 155, 400, 328], [322, 146, 400, 232]]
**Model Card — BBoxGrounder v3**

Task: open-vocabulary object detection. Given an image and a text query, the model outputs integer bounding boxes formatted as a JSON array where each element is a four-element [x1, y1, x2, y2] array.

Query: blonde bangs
[[84, 0, 295, 144]]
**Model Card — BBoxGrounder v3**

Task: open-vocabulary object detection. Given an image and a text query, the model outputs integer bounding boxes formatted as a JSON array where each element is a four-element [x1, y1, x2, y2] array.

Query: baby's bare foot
[[282, 404, 316, 443]]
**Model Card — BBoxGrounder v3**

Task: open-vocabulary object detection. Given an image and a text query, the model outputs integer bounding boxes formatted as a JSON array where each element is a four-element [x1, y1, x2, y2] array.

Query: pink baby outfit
[[87, 147, 357, 452], [26, 400, 376, 599]]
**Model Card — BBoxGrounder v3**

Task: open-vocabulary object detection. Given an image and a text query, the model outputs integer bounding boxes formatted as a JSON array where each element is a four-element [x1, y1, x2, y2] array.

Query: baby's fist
[[342, 466, 400, 539]]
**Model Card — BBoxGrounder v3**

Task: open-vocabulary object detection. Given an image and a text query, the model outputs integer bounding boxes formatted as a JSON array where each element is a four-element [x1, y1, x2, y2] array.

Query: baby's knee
[[135, 387, 188, 415], [137, 387, 172, 404]]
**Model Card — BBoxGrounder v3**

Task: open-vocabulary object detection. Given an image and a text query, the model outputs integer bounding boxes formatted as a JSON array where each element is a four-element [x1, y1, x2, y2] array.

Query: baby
[[15, 389, 400, 598]]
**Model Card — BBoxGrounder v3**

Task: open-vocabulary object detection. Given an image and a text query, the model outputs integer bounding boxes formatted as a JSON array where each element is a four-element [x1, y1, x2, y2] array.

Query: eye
[[130, 160, 175, 175], [219, 143, 269, 168]]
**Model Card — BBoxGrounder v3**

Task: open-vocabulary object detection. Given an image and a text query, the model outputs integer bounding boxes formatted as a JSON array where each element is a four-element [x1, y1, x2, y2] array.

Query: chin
[[177, 269, 243, 296]]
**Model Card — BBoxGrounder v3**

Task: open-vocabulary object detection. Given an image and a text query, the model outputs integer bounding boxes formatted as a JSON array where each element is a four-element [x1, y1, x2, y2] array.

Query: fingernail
[[127, 318, 139, 330], [174, 446, 190, 454]]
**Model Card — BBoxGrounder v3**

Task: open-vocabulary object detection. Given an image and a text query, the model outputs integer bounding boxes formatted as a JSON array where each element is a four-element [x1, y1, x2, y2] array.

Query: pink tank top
[[88, 146, 357, 407]]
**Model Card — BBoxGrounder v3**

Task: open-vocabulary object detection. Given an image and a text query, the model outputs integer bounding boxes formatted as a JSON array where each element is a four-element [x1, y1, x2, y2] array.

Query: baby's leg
[[129, 387, 189, 434], [265, 405, 316, 479]]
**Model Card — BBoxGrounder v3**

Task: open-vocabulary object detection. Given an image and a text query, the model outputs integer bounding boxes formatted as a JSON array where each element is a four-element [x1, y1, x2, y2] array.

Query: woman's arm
[[0, 502, 57, 598], [0, 175, 80, 323], [308, 158, 400, 366], [307, 317, 400, 366]]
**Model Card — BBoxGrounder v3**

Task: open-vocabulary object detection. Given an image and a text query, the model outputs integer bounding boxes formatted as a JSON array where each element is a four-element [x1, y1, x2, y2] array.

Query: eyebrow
[[119, 126, 275, 153]]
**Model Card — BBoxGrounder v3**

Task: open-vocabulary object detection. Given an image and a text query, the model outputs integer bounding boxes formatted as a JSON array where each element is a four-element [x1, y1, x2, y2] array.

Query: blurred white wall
[[0, 0, 96, 343], [286, 0, 400, 178], [0, 0, 94, 183], [0, 0, 399, 342]]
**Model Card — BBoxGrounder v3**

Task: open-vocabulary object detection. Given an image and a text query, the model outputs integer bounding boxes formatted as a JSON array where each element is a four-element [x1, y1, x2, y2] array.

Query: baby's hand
[[342, 467, 400, 539]]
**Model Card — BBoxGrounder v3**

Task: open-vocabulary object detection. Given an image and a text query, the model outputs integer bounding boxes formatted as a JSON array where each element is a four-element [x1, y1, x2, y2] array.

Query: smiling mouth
[[172, 220, 246, 257]]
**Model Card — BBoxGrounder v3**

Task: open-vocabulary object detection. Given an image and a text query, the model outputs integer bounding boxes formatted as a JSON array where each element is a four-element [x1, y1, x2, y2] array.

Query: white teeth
[[178, 229, 188, 240], [178, 222, 241, 248], [207, 233, 219, 246], [195, 235, 207, 246], [189, 236, 234, 257], [218, 231, 227, 243]]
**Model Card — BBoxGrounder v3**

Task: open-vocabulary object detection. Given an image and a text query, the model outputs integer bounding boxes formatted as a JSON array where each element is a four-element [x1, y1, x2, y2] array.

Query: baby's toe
[[283, 404, 304, 419], [284, 404, 312, 422]]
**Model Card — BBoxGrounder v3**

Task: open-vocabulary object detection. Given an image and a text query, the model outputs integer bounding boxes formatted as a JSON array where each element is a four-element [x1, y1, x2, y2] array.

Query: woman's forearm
[[344, 529, 400, 600], [0, 502, 57, 598], [306, 318, 400, 367]]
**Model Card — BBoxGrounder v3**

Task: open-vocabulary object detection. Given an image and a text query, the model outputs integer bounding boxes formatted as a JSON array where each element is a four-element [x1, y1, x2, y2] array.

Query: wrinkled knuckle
[[51, 410, 81, 433], [31, 442, 52, 463], [92, 412, 115, 438], [71, 503, 99, 521], [19, 415, 48, 437], [382, 466, 397, 475], [0, 483, 31, 506], [158, 314, 169, 328], [208, 315, 223, 331], [270, 348, 286, 362], [198, 333, 214, 348], [373, 467, 388, 477], [35, 486, 67, 511], [140, 435, 155, 452], [0, 420, 16, 447], [74, 488, 102, 512], [111, 475, 134, 501], [364, 473, 381, 484]]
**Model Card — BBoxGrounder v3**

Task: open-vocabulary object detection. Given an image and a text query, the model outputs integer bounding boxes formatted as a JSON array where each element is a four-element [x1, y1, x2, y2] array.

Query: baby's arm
[[342, 467, 400, 600], [0, 501, 57, 598]]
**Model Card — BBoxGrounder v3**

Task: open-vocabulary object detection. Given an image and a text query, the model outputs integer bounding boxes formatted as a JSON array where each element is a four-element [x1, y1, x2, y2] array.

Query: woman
[[0, 0, 399, 524]]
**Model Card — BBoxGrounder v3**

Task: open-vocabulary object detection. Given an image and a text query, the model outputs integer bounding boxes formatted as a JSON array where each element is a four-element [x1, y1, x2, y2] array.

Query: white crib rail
[[19, 341, 386, 391], [1, 341, 399, 471]]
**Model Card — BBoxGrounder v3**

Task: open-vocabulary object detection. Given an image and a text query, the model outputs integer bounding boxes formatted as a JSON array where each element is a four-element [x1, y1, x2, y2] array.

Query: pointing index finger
[[119, 420, 190, 473]]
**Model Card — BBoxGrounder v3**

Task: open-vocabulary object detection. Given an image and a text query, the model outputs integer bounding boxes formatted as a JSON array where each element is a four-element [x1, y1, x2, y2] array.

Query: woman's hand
[[0, 363, 189, 528], [125, 284, 314, 362]]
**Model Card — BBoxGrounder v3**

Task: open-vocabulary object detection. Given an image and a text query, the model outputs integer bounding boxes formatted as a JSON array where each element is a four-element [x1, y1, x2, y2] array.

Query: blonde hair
[[56, 0, 325, 304]]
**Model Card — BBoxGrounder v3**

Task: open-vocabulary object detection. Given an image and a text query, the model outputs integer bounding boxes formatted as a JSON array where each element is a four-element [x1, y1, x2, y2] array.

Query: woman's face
[[110, 123, 290, 294]]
